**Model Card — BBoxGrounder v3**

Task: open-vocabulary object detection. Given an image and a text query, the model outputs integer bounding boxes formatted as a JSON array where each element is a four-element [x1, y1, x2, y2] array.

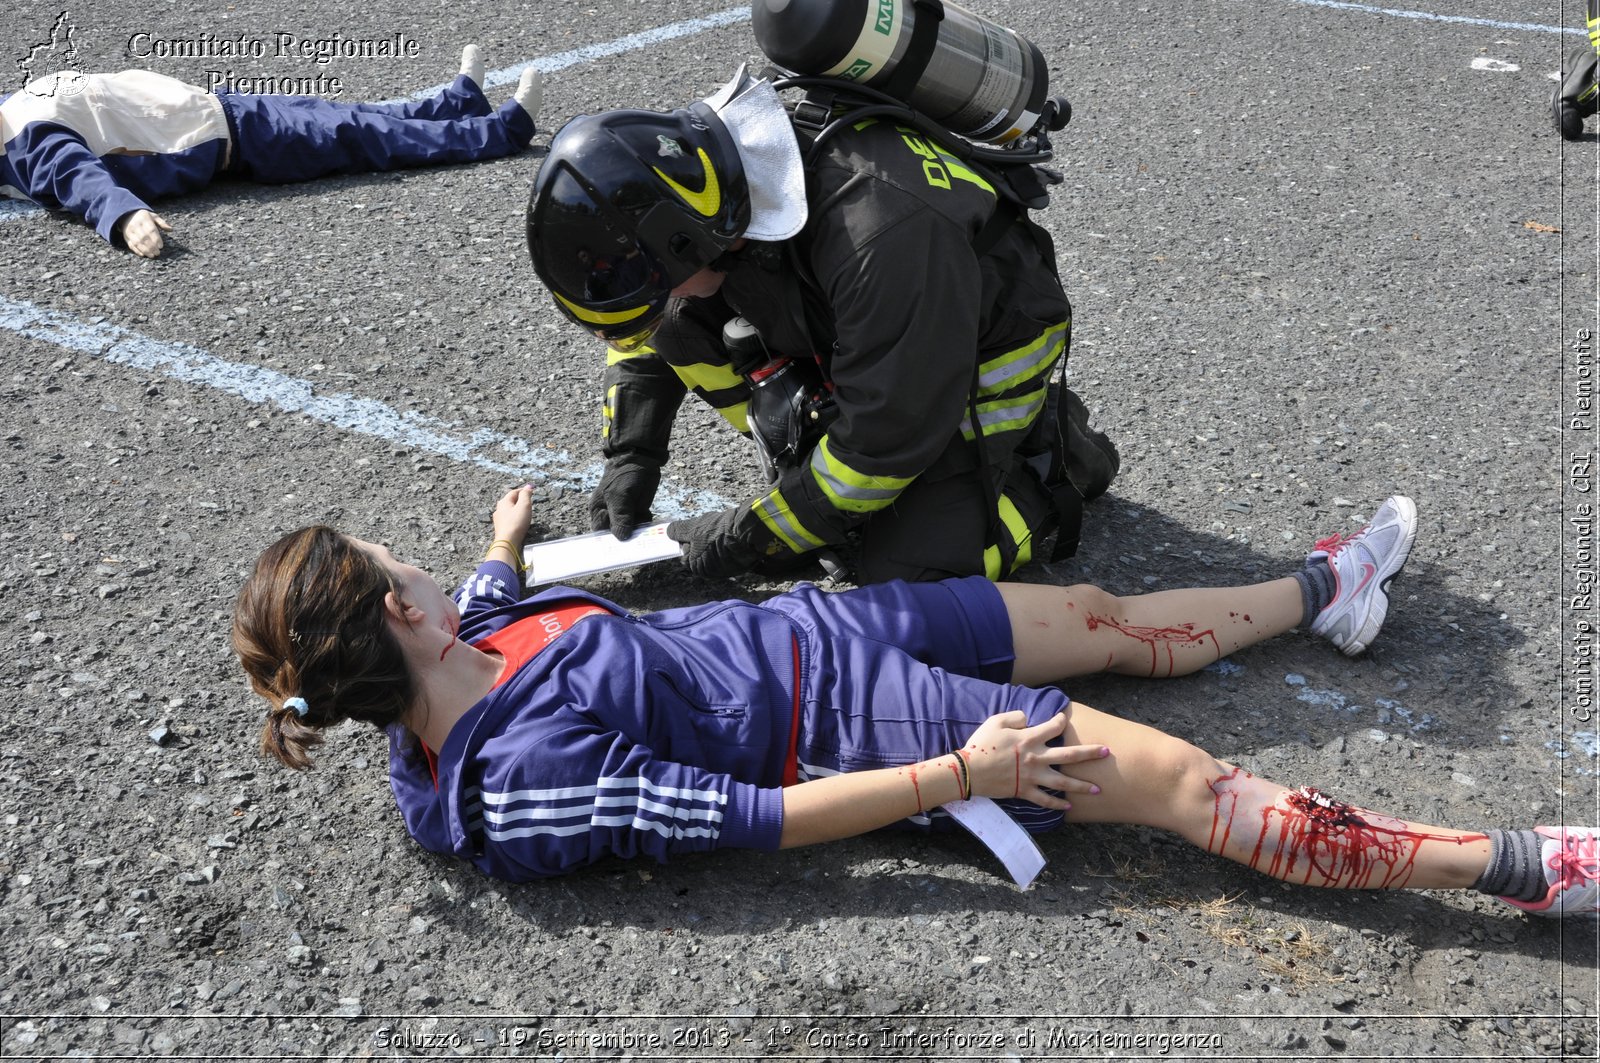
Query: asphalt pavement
[[1, 0, 1597, 1058]]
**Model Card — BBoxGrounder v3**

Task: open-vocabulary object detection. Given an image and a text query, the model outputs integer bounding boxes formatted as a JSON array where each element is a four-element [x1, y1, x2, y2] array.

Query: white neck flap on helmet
[[702, 65, 807, 243]]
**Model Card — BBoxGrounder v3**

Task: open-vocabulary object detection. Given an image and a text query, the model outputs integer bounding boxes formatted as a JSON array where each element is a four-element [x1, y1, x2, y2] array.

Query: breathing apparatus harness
[[785, 80, 1068, 196], [726, 34, 1085, 564]]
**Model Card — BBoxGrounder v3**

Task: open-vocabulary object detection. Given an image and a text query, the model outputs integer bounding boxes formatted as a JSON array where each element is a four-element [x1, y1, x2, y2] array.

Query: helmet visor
[[532, 167, 670, 339], [606, 322, 661, 353]]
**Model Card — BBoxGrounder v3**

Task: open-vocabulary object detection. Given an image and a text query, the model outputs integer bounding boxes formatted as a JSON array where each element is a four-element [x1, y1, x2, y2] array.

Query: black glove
[[667, 508, 766, 579], [592, 353, 683, 539], [591, 461, 660, 540]]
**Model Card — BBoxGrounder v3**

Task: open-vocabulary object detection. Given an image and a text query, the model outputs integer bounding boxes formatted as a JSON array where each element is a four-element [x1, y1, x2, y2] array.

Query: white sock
[[513, 68, 543, 124], [460, 45, 485, 91]]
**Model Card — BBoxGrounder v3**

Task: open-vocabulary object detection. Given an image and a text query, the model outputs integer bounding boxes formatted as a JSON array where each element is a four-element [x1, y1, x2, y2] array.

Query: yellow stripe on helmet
[[652, 148, 722, 219], [555, 292, 651, 326]]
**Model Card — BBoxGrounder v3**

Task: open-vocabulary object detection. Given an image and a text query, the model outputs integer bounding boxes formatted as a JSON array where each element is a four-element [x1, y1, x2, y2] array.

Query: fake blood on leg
[[1209, 769, 1485, 889], [1086, 614, 1221, 677]]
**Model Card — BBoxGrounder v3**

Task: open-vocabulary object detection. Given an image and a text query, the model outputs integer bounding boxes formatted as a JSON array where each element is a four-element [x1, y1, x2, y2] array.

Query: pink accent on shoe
[[1307, 495, 1417, 657], [1312, 530, 1351, 555]]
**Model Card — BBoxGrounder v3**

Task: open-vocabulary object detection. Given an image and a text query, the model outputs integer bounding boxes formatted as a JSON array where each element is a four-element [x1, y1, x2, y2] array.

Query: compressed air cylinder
[[752, 0, 1049, 144]]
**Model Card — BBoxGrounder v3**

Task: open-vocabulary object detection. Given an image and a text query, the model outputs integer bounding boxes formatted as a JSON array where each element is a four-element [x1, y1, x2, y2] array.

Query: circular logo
[[24, 69, 88, 98]]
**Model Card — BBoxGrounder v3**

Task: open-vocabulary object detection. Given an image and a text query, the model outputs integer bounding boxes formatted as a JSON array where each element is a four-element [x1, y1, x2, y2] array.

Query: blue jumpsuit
[[0, 70, 533, 246], [390, 561, 1071, 881]]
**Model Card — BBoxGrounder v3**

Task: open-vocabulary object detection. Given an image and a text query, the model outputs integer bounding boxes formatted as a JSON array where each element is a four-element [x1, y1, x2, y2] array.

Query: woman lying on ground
[[232, 489, 1597, 916]]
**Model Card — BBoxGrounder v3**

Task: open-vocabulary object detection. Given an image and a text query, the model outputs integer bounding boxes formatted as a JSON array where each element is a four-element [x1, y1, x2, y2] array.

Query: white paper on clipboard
[[942, 796, 1047, 890], [522, 522, 683, 586]]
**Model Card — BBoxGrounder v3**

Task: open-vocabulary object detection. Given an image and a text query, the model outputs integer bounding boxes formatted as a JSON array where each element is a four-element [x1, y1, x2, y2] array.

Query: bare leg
[[1054, 703, 1490, 891], [1000, 578, 1303, 686]]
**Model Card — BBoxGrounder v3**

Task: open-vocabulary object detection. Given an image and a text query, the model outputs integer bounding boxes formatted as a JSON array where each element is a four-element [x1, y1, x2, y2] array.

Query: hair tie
[[283, 696, 310, 718]]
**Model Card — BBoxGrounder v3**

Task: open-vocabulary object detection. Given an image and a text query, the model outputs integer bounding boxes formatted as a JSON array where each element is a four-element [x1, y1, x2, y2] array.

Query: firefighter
[[527, 68, 1117, 583]]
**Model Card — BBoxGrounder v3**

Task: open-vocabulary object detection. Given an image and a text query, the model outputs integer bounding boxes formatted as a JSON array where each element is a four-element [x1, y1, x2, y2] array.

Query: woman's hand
[[962, 710, 1108, 809], [492, 484, 535, 548]]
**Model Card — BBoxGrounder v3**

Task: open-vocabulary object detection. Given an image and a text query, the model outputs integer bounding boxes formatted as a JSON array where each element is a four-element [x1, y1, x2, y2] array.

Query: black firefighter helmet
[[527, 103, 751, 348]]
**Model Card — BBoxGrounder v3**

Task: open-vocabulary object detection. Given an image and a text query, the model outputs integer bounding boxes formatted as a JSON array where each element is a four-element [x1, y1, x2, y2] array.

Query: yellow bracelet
[[486, 539, 524, 573]]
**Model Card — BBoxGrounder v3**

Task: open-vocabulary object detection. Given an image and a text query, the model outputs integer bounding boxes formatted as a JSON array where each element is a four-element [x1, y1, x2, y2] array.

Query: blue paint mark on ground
[[1283, 674, 1435, 731], [1545, 732, 1600, 776]]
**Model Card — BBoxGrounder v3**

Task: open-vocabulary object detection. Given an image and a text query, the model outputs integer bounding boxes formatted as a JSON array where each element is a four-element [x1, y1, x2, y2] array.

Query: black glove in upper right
[[666, 506, 767, 579]]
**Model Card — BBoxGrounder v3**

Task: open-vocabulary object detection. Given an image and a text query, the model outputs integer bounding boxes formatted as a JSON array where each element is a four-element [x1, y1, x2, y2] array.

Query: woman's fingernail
[[1100, 747, 1110, 757], [1090, 785, 1101, 795], [1062, 802, 1072, 811]]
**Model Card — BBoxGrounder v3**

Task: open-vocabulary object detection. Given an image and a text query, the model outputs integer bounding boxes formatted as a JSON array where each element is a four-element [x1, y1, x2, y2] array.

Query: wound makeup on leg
[[1085, 614, 1220, 677], [1208, 769, 1485, 889]]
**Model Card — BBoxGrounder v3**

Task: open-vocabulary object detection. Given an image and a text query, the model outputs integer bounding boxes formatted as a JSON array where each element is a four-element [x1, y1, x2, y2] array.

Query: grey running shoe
[[1498, 827, 1600, 917], [1307, 495, 1417, 656]]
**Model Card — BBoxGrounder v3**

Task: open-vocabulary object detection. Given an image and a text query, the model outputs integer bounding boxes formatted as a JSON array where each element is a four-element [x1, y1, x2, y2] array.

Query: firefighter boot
[[1554, 45, 1599, 140]]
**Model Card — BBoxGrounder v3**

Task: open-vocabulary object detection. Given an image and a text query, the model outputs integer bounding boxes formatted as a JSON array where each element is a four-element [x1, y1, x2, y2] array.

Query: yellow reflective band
[[713, 402, 751, 434], [976, 323, 1067, 396], [602, 384, 617, 441], [606, 344, 656, 365], [809, 438, 914, 513], [754, 489, 827, 553], [960, 387, 1048, 441], [665, 362, 751, 433], [652, 148, 722, 219], [556, 292, 650, 327], [1013, 534, 1034, 571], [983, 494, 1034, 579], [668, 359, 743, 394], [997, 493, 1033, 569]]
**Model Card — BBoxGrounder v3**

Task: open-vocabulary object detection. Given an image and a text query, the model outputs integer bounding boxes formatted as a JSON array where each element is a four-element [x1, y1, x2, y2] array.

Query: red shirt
[[420, 602, 611, 787]]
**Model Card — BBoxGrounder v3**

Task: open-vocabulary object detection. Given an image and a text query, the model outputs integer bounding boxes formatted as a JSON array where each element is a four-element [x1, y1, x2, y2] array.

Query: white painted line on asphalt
[[1471, 57, 1522, 72], [1278, 0, 1576, 36], [0, 293, 731, 517], [0, 199, 41, 223], [411, 6, 753, 97]]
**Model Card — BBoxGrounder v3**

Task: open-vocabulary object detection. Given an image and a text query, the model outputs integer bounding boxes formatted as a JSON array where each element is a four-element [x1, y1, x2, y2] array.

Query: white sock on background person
[[513, 68, 543, 123], [460, 44, 485, 91]]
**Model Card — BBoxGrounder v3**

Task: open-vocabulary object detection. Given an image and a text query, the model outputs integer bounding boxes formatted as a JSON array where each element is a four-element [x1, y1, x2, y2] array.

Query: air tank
[[752, 0, 1050, 144]]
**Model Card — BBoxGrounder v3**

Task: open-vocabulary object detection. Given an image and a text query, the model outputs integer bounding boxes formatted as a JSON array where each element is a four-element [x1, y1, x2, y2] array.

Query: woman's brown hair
[[233, 526, 416, 769]]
